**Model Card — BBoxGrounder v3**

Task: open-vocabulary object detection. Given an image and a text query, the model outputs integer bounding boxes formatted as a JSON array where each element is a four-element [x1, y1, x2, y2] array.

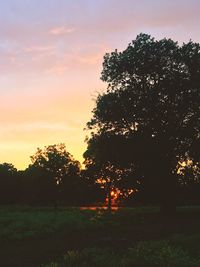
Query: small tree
[[30, 144, 81, 205]]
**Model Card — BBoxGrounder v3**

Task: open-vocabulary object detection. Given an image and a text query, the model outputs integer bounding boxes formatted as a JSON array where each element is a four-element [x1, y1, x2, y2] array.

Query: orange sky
[[0, 0, 200, 169]]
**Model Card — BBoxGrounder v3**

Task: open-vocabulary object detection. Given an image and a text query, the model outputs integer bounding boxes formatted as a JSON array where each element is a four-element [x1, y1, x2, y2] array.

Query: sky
[[0, 0, 200, 170]]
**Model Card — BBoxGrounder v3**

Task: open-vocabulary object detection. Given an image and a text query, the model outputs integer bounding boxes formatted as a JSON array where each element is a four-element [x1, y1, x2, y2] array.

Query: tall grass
[[41, 240, 200, 267], [0, 205, 159, 241], [0, 206, 101, 241]]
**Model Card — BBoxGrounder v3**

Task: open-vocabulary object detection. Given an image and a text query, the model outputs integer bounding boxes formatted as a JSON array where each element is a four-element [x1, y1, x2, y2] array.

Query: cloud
[[46, 43, 110, 75], [49, 26, 75, 35], [24, 46, 54, 53], [0, 122, 73, 135]]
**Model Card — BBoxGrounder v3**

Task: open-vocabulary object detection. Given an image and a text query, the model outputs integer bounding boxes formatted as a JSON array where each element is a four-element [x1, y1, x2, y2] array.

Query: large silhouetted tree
[[86, 33, 200, 215]]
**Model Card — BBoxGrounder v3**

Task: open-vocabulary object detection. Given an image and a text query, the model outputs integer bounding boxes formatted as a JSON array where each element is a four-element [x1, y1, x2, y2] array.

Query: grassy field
[[1, 206, 200, 267]]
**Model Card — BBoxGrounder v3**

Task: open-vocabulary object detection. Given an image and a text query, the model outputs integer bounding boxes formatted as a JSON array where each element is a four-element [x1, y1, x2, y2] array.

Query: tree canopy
[[30, 144, 80, 184], [85, 33, 200, 213], [29, 144, 82, 205]]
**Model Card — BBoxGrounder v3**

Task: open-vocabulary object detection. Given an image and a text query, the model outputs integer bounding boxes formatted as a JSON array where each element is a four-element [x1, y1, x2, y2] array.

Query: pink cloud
[[24, 46, 55, 53], [49, 26, 75, 35]]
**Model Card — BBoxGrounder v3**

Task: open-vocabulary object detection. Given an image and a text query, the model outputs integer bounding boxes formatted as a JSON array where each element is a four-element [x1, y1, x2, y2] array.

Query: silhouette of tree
[[20, 165, 56, 205], [0, 163, 18, 204], [86, 33, 200, 215], [177, 160, 200, 205], [30, 144, 81, 206], [83, 135, 138, 211], [81, 168, 106, 205]]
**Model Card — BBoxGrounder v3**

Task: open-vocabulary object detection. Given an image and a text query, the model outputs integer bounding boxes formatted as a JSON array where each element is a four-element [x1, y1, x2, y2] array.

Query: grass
[[41, 240, 200, 267], [0, 206, 99, 241], [1, 205, 200, 267], [0, 205, 160, 242]]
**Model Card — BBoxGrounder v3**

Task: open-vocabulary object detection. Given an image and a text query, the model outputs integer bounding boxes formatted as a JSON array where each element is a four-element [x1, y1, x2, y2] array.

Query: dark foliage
[[85, 33, 200, 214], [0, 144, 103, 206]]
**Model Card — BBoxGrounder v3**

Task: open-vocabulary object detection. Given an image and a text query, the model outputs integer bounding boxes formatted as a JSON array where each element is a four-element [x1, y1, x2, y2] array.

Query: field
[[1, 206, 200, 267]]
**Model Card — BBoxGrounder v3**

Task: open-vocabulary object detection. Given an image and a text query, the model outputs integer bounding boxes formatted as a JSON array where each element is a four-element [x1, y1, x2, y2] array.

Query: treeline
[[0, 144, 199, 206], [0, 144, 104, 206]]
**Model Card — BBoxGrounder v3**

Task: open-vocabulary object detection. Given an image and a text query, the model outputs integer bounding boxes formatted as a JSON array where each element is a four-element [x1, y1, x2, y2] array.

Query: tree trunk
[[107, 185, 112, 213], [159, 172, 177, 218]]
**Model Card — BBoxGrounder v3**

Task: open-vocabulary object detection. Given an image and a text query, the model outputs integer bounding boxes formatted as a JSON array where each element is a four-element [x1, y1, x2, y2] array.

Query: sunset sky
[[0, 0, 200, 170]]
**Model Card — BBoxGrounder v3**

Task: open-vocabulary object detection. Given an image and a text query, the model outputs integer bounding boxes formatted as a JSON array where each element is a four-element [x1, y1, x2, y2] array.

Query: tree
[[86, 33, 200, 215], [30, 144, 81, 205], [177, 160, 200, 205], [0, 163, 18, 204], [83, 135, 137, 211], [20, 165, 57, 205]]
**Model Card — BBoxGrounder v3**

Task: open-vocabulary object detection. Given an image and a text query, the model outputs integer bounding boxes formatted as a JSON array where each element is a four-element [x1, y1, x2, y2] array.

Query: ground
[[1, 206, 200, 267]]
